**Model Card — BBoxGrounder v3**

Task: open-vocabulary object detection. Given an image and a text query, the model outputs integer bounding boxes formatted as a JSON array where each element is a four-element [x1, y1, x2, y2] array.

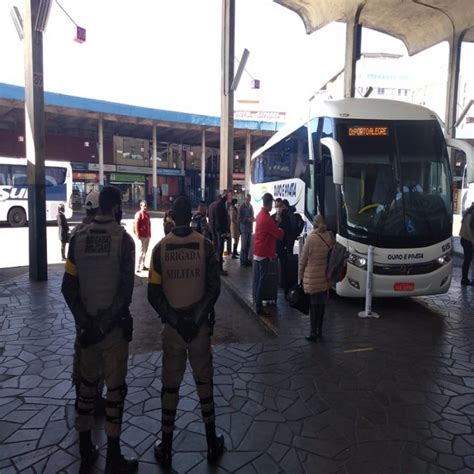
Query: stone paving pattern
[[0, 252, 473, 473]]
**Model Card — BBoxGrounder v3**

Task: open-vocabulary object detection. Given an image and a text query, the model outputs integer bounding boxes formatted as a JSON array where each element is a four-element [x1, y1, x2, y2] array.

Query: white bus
[[250, 98, 473, 297], [461, 164, 474, 214], [0, 157, 73, 227]]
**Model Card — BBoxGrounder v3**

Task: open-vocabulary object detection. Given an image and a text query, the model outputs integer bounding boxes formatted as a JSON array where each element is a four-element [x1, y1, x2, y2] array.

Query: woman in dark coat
[[57, 203, 70, 261]]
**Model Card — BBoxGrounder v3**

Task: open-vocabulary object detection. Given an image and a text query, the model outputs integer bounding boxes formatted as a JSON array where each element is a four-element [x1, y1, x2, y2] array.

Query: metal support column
[[220, 0, 235, 192], [24, 0, 47, 281], [344, 6, 363, 99], [98, 118, 104, 186], [201, 129, 206, 201], [445, 31, 465, 142], [152, 124, 158, 209], [245, 132, 251, 193]]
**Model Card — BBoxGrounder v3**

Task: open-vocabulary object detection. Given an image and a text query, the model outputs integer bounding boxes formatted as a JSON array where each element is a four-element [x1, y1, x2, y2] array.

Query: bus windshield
[[336, 120, 452, 248]]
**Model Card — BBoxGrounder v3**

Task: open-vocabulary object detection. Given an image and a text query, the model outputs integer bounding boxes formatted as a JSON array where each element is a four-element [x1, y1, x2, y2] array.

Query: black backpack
[[289, 212, 305, 238]]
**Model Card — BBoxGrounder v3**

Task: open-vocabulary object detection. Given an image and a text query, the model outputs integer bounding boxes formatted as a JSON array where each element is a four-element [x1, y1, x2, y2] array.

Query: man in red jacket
[[254, 193, 284, 315], [134, 200, 151, 272]]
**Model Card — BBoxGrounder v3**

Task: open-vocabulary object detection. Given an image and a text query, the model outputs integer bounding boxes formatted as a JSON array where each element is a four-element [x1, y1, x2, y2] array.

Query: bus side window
[[11, 165, 26, 186], [0, 164, 8, 185], [13, 176, 28, 186]]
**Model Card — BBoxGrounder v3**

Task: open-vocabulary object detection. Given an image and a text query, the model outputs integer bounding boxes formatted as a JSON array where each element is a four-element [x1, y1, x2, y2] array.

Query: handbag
[[287, 282, 310, 315]]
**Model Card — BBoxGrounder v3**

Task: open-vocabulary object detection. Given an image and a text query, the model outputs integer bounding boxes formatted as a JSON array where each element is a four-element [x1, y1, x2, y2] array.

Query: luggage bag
[[253, 258, 278, 304]]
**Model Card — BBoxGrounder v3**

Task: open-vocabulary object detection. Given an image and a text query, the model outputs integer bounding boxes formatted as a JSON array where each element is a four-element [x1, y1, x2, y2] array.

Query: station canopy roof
[[0, 83, 280, 150], [275, 0, 474, 55]]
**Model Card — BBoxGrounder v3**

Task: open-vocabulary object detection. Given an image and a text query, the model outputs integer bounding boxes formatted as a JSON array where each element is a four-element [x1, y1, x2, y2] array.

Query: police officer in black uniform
[[62, 185, 138, 474], [148, 196, 224, 468]]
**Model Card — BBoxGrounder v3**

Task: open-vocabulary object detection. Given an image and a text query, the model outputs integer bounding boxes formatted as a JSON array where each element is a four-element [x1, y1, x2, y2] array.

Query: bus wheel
[[8, 207, 27, 227]]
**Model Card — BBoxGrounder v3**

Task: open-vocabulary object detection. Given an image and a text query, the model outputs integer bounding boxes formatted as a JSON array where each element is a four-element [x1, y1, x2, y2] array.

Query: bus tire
[[8, 207, 27, 227]]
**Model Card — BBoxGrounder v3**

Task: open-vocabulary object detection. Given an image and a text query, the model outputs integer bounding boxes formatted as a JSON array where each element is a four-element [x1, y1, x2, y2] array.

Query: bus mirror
[[446, 138, 474, 183], [320, 137, 344, 185]]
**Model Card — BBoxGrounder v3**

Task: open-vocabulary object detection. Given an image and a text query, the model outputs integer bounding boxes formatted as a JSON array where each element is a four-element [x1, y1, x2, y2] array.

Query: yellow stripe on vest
[[64, 259, 77, 276], [149, 260, 162, 284]]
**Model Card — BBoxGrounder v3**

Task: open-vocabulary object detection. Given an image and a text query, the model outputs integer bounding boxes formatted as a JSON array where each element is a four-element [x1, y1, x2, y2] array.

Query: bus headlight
[[436, 253, 452, 265], [348, 253, 367, 269]]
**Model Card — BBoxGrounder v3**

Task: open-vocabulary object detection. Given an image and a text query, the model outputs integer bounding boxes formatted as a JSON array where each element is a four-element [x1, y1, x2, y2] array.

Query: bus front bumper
[[336, 262, 452, 297]]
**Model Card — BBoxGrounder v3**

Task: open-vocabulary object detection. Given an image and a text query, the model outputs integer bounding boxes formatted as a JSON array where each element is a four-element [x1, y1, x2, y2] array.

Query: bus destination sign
[[348, 126, 389, 137]]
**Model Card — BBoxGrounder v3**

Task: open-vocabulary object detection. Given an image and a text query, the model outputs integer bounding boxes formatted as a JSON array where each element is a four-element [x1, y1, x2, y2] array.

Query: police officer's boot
[[105, 437, 138, 473], [205, 422, 225, 464], [305, 304, 318, 342], [154, 432, 173, 468], [79, 431, 99, 474]]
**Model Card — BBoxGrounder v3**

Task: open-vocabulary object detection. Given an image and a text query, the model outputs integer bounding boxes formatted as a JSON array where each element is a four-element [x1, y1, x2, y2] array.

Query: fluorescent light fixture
[[35, 0, 53, 33], [10, 6, 23, 40]]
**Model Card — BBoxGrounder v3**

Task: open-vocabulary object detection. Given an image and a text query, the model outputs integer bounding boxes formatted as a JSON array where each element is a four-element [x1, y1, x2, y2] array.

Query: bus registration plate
[[394, 282, 415, 291]]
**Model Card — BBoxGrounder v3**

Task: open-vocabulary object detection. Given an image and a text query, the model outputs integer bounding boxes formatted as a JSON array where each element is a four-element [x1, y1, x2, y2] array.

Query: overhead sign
[[110, 173, 145, 183], [116, 165, 152, 175], [88, 163, 116, 172], [158, 169, 185, 177]]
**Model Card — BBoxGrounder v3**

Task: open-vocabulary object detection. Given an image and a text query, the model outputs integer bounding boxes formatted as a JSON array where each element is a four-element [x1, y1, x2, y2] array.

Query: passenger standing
[[191, 201, 211, 240], [284, 200, 302, 254], [224, 192, 233, 256], [229, 198, 240, 259], [460, 202, 474, 285], [277, 200, 292, 297], [208, 190, 230, 275], [61, 185, 138, 473], [253, 193, 284, 315], [148, 196, 224, 468], [299, 214, 334, 342], [134, 200, 151, 272], [163, 210, 175, 235], [238, 194, 254, 266], [57, 203, 70, 261]]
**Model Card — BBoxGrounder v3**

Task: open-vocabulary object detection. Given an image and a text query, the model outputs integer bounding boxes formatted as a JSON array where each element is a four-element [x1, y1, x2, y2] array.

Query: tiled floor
[[0, 250, 473, 473]]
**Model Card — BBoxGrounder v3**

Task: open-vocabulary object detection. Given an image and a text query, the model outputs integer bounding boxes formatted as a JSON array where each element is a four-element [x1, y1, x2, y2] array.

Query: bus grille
[[373, 261, 441, 276]]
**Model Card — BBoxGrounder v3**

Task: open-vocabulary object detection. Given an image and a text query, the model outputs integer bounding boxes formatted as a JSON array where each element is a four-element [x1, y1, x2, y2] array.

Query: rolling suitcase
[[253, 258, 278, 305]]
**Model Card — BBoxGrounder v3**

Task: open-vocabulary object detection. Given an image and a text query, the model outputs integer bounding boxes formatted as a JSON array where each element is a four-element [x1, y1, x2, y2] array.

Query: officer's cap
[[84, 191, 100, 211]]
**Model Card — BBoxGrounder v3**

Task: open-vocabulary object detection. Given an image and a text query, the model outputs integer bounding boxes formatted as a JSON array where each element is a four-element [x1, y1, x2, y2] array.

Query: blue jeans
[[240, 232, 251, 264], [254, 258, 269, 311]]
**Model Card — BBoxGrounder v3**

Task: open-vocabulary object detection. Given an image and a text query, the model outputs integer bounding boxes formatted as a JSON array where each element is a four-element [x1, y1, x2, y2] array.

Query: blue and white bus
[[0, 157, 73, 227], [250, 98, 473, 297]]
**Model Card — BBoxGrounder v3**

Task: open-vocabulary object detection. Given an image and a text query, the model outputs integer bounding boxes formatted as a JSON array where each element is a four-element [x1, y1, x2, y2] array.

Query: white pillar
[[98, 118, 104, 186], [152, 124, 158, 209], [220, 0, 235, 191], [445, 32, 465, 140], [358, 245, 380, 318], [344, 6, 363, 99], [201, 129, 206, 201]]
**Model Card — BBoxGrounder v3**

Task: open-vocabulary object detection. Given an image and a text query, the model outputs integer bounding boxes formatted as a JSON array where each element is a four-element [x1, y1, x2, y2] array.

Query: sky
[[0, 0, 472, 121]]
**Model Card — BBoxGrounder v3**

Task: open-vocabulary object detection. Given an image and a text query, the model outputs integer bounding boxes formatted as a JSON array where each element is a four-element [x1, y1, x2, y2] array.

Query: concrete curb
[[220, 270, 278, 338]]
